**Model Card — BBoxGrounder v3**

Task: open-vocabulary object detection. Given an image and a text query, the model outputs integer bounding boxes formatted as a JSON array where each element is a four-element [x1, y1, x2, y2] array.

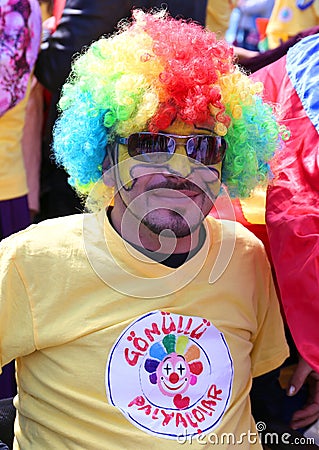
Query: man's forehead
[[158, 120, 214, 136]]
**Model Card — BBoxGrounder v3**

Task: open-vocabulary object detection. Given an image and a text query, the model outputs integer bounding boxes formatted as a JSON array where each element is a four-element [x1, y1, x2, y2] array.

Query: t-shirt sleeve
[[250, 244, 289, 378], [0, 236, 36, 372]]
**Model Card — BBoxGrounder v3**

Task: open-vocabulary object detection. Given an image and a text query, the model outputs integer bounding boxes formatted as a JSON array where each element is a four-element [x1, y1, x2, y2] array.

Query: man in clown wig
[[0, 9, 289, 449]]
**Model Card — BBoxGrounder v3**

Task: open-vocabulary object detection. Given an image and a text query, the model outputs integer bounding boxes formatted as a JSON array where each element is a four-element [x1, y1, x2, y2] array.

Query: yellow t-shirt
[[206, 0, 236, 37], [0, 211, 289, 449], [266, 0, 319, 48], [0, 84, 30, 201]]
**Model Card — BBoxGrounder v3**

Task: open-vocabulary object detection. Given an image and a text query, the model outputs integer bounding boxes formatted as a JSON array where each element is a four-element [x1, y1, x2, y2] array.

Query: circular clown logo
[[106, 311, 233, 439]]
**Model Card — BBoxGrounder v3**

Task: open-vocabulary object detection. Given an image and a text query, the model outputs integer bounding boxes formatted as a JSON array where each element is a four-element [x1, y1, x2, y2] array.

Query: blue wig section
[[53, 90, 108, 190], [149, 342, 167, 361], [287, 34, 319, 135]]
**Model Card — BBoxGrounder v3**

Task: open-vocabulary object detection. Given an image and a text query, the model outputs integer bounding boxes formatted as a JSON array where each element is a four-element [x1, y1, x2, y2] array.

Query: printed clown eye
[[162, 361, 173, 376], [176, 361, 187, 376]]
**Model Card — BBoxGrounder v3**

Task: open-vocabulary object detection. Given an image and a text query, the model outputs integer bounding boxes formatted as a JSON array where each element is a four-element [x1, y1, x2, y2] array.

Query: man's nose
[[168, 145, 193, 178]]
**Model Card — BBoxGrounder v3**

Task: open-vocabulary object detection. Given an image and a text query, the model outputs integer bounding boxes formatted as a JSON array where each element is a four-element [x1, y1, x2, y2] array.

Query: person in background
[[0, 0, 42, 400], [237, 24, 319, 72], [235, 0, 274, 50], [205, 1, 267, 65], [0, 0, 41, 117], [214, 31, 319, 442], [0, 9, 288, 448], [205, 0, 236, 37], [21, 1, 55, 220], [266, 0, 319, 48], [251, 34, 319, 435]]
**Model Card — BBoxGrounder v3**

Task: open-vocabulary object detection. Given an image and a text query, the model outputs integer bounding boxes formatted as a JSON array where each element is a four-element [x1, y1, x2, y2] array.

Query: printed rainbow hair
[[53, 8, 283, 200]]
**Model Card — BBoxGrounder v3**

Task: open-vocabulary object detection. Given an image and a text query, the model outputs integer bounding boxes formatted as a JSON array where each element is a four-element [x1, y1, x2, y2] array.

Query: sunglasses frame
[[116, 132, 227, 166]]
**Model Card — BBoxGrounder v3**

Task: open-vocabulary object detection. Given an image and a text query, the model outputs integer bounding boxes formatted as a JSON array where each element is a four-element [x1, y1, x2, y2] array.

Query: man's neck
[[129, 225, 206, 268]]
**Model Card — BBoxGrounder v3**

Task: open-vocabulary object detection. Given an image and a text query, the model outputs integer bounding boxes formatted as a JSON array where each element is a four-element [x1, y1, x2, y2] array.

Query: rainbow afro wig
[[53, 8, 284, 201]]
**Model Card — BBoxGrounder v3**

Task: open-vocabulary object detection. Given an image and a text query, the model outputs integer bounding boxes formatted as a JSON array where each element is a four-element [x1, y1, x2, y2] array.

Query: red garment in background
[[252, 54, 319, 373]]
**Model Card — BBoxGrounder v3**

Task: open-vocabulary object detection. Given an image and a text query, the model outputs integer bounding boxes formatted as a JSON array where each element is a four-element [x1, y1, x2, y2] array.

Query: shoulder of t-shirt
[[0, 213, 86, 259], [206, 215, 266, 252]]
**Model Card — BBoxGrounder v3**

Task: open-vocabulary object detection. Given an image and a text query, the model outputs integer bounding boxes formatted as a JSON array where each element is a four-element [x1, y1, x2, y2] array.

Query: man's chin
[[141, 211, 201, 238]]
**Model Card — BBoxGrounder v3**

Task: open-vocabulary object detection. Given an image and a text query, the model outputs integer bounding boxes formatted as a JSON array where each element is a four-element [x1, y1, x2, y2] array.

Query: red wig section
[[132, 11, 234, 131]]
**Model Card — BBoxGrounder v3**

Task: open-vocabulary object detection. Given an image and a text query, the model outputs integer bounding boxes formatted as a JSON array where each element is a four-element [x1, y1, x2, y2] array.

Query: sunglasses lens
[[187, 136, 226, 165], [127, 134, 175, 161]]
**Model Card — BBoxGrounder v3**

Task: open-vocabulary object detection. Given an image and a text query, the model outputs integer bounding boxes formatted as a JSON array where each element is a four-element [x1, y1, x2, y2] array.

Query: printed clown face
[[144, 333, 204, 409], [156, 353, 192, 396]]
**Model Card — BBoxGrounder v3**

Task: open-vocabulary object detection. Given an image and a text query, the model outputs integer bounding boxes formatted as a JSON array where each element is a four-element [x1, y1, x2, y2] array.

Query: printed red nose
[[169, 372, 179, 384]]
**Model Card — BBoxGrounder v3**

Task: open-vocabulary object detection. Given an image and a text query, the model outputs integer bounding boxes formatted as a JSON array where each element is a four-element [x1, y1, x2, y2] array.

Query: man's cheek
[[118, 163, 135, 190]]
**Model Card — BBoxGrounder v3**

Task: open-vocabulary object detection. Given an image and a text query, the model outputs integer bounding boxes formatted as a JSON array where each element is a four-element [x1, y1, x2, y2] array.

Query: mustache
[[146, 179, 203, 193]]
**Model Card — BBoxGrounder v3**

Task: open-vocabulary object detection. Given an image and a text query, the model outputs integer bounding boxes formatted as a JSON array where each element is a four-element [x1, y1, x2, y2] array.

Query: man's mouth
[[147, 180, 203, 198], [152, 189, 200, 198]]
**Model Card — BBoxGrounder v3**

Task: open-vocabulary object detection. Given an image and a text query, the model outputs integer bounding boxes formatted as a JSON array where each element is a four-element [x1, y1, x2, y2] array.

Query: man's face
[[112, 121, 223, 239]]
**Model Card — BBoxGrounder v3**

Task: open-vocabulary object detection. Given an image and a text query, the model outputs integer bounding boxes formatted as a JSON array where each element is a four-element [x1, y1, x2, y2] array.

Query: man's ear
[[102, 145, 116, 187]]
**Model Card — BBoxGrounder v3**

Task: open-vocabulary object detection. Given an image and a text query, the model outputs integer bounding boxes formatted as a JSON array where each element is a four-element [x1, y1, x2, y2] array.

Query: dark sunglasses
[[116, 132, 227, 166]]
